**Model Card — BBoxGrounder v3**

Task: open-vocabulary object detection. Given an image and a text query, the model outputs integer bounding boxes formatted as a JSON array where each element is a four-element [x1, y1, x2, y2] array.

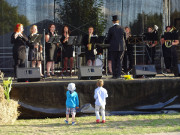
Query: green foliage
[[130, 13, 163, 36], [171, 10, 180, 27], [2, 77, 12, 100], [59, 0, 107, 36], [0, 0, 30, 35]]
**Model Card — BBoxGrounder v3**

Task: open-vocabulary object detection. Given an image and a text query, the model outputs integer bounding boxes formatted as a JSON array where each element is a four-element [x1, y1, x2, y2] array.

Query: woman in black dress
[[60, 25, 74, 76], [45, 24, 57, 77], [28, 25, 43, 76], [11, 23, 29, 77]]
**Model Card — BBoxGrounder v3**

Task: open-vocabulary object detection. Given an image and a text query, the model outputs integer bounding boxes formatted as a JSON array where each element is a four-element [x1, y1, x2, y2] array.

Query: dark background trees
[[58, 0, 107, 36], [0, 0, 30, 35]]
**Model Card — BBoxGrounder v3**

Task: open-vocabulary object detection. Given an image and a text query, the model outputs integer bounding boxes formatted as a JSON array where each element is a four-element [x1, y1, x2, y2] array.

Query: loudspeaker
[[132, 65, 157, 78], [16, 67, 41, 82], [78, 66, 102, 80], [174, 64, 180, 77]]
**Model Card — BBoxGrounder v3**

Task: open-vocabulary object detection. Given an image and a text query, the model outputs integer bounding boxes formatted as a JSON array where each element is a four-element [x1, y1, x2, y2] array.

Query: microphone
[[54, 31, 58, 36]]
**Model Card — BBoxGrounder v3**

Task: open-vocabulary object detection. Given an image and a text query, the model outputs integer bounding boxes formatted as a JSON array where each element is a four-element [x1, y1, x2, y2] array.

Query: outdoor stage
[[10, 74, 180, 119]]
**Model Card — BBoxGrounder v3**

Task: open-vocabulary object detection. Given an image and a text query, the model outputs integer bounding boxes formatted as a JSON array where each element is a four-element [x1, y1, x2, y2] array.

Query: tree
[[0, 0, 30, 35], [58, 0, 107, 36], [170, 10, 180, 27], [130, 13, 162, 36]]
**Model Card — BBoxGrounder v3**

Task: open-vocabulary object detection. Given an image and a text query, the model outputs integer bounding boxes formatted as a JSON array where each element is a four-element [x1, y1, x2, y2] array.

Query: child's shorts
[[66, 107, 76, 115]]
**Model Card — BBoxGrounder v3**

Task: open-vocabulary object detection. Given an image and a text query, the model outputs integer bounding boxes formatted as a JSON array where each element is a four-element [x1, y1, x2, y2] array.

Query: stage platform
[[8, 74, 180, 118]]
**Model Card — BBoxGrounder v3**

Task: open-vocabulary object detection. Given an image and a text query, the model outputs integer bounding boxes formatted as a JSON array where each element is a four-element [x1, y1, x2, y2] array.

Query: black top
[[11, 32, 29, 60], [106, 25, 125, 52], [11, 32, 28, 47], [60, 35, 73, 58], [82, 34, 95, 52]]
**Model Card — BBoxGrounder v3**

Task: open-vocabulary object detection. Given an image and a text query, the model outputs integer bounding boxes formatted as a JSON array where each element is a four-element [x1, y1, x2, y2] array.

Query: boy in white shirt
[[94, 79, 108, 123]]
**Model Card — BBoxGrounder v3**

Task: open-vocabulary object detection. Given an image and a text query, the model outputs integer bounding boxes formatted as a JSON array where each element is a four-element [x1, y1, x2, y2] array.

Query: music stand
[[143, 32, 158, 64], [96, 43, 110, 76], [48, 35, 61, 44], [74, 35, 84, 69], [90, 36, 98, 44], [30, 34, 42, 44], [127, 35, 143, 65], [164, 32, 179, 40], [66, 36, 77, 75], [67, 36, 77, 45]]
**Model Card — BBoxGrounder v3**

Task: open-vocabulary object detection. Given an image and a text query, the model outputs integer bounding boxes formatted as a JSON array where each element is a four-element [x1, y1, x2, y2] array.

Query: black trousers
[[145, 46, 156, 64], [111, 51, 124, 77], [162, 45, 178, 70], [13, 58, 26, 77], [122, 44, 134, 72]]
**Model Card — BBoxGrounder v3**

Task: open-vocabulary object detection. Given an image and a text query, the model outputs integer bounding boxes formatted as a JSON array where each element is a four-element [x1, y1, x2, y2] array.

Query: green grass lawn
[[0, 114, 180, 135]]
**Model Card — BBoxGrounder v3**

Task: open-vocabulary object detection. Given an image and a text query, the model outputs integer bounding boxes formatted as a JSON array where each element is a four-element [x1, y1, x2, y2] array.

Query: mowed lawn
[[0, 114, 180, 135]]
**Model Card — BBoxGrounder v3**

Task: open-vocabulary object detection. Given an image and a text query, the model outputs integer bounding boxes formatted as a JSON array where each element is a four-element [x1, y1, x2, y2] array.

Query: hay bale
[[0, 100, 19, 125], [0, 85, 5, 102]]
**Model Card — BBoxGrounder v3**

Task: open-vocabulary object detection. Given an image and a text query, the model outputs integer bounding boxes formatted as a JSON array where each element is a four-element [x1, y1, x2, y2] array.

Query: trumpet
[[165, 40, 172, 48]]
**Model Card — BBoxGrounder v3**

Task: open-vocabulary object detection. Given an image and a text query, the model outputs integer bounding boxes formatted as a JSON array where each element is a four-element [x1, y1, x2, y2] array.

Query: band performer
[[144, 27, 158, 64], [28, 25, 43, 76], [45, 24, 58, 77], [60, 25, 74, 76], [82, 26, 96, 66], [122, 26, 134, 73], [106, 15, 125, 79], [11, 23, 29, 77], [161, 26, 179, 73]]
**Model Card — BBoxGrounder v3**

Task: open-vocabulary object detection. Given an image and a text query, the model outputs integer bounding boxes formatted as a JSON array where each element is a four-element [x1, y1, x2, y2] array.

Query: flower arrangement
[[123, 75, 134, 80]]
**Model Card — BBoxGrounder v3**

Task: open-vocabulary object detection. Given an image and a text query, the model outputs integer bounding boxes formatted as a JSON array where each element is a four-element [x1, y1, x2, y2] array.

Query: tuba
[[164, 26, 176, 48]]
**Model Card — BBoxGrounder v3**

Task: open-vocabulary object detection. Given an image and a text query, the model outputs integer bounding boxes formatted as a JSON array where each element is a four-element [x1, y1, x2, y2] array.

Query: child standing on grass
[[65, 83, 79, 125], [94, 79, 108, 123]]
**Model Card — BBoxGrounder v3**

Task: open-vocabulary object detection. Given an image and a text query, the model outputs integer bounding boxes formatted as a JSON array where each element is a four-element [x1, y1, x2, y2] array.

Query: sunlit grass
[[0, 114, 180, 135]]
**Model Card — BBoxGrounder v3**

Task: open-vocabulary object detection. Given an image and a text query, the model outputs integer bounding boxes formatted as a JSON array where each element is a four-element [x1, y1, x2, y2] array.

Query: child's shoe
[[102, 120, 106, 123], [72, 122, 76, 125], [64, 120, 68, 124], [96, 119, 100, 123]]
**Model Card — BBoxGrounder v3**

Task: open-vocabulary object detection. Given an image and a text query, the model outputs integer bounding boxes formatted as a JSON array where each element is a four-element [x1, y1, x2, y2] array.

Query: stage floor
[[8, 73, 180, 84]]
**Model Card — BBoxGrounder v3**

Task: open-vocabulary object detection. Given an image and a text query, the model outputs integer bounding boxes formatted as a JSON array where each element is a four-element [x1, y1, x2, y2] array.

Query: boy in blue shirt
[[65, 83, 79, 125]]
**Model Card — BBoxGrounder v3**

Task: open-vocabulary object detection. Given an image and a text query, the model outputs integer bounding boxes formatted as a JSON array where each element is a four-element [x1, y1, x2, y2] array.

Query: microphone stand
[[43, 29, 46, 78]]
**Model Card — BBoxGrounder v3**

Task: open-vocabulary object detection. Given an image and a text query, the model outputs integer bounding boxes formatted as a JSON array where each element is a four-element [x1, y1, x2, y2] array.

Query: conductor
[[106, 15, 125, 79]]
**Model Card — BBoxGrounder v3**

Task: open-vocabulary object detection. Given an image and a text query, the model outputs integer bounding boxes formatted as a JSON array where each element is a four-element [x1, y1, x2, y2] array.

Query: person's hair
[[166, 26, 171, 30], [125, 26, 131, 32], [113, 20, 119, 24], [147, 26, 153, 30], [61, 25, 71, 35], [30, 25, 38, 34], [88, 26, 94, 29], [48, 24, 55, 31], [97, 79, 104, 87], [14, 23, 23, 33]]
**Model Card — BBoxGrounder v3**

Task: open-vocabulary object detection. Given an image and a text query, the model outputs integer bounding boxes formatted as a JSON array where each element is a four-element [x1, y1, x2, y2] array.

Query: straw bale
[[0, 100, 19, 124]]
